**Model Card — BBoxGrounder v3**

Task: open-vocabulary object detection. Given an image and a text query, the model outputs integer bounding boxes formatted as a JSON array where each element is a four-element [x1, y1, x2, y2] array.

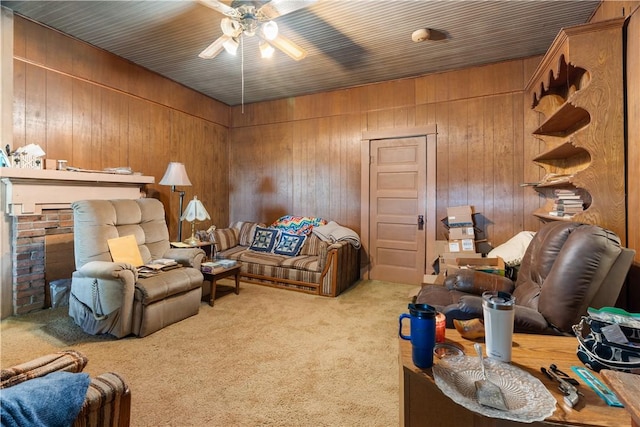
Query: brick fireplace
[[11, 209, 73, 314], [1, 168, 154, 316]]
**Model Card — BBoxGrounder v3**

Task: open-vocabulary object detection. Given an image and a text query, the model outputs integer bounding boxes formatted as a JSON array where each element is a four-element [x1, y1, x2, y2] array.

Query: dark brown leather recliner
[[416, 222, 635, 334]]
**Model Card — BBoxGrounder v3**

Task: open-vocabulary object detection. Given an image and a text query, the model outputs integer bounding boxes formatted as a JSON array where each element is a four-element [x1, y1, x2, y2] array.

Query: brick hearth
[[11, 209, 73, 314]]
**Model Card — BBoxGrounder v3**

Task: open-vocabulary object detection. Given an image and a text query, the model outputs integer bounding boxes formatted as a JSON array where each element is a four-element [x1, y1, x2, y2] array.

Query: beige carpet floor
[[1, 280, 417, 426]]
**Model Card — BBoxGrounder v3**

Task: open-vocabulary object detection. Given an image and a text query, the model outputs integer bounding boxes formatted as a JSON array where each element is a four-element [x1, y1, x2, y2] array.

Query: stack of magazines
[[201, 259, 237, 273]]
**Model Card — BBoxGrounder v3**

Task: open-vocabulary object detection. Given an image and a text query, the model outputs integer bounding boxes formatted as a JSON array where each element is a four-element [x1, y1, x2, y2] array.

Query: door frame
[[360, 125, 437, 280]]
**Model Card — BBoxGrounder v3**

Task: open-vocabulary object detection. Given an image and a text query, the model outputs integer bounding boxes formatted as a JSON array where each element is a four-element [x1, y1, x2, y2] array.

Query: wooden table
[[399, 330, 629, 427], [201, 263, 241, 306], [601, 370, 640, 427], [171, 240, 215, 256]]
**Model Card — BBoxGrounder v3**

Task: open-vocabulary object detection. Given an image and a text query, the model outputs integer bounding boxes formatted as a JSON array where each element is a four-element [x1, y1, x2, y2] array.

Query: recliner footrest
[[135, 268, 203, 305]]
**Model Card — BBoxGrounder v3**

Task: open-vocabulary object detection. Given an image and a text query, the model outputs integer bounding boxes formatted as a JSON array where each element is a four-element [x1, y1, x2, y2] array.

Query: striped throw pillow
[[239, 222, 262, 246], [212, 228, 238, 252]]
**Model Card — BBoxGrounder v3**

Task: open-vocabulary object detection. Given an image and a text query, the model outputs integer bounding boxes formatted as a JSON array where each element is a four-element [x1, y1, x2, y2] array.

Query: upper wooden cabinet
[[525, 17, 627, 244]]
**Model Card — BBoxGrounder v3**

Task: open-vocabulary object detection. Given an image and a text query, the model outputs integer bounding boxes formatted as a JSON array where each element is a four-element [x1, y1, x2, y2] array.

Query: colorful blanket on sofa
[[269, 215, 327, 235]]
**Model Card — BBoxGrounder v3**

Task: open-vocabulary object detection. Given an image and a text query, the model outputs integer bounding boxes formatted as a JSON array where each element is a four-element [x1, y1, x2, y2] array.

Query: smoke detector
[[412, 28, 432, 42]]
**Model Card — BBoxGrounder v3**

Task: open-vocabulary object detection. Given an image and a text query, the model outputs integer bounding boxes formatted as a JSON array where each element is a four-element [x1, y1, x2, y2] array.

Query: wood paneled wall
[[229, 3, 640, 268], [230, 58, 543, 247], [626, 6, 640, 279], [10, 4, 639, 272], [590, 0, 639, 253], [11, 16, 230, 239], [590, 1, 640, 309]]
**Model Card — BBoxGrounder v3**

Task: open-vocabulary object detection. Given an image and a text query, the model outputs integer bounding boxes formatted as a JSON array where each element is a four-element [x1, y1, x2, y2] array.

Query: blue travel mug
[[399, 303, 437, 368]]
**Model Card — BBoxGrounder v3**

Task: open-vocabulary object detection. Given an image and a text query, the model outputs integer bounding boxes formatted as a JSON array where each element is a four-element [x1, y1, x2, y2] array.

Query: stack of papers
[[138, 259, 180, 278]]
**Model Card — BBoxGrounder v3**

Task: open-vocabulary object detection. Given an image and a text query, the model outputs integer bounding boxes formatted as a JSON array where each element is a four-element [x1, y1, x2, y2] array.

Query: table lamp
[[180, 196, 211, 246], [159, 162, 192, 241]]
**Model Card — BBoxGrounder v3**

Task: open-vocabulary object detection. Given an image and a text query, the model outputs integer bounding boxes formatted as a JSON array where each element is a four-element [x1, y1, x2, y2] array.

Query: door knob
[[418, 215, 424, 230]]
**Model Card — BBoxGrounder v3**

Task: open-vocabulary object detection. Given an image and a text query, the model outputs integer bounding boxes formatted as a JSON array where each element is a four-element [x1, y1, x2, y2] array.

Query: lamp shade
[[159, 162, 192, 186], [180, 196, 211, 222]]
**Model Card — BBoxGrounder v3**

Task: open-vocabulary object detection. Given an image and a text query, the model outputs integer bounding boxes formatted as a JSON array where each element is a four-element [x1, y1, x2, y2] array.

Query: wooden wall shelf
[[525, 17, 627, 243], [533, 140, 589, 161], [533, 102, 590, 137]]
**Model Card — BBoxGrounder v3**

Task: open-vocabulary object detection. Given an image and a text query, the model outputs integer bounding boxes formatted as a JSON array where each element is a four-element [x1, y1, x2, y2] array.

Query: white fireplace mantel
[[0, 168, 155, 215]]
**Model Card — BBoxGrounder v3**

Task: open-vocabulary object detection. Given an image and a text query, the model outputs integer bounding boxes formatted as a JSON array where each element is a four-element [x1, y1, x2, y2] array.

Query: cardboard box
[[438, 244, 481, 268], [444, 257, 506, 276], [434, 240, 449, 256], [439, 252, 482, 263], [446, 205, 474, 227], [422, 274, 444, 286], [447, 238, 476, 253], [438, 252, 482, 275], [448, 226, 475, 240], [431, 240, 449, 269]]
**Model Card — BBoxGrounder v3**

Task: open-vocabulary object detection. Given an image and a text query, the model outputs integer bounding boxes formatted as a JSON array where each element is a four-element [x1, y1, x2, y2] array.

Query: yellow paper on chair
[[107, 235, 144, 267]]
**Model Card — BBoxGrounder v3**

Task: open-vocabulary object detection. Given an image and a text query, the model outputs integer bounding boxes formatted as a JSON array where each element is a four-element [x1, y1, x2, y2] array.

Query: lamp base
[[184, 235, 200, 246], [184, 222, 199, 246]]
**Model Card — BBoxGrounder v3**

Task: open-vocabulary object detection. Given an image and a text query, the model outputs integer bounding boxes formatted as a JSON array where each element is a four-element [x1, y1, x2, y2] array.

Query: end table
[[201, 262, 241, 306]]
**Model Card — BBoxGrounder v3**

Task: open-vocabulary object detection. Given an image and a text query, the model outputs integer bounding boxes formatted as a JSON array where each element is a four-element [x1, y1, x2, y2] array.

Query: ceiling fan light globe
[[223, 38, 239, 55], [259, 41, 275, 58], [262, 21, 278, 41], [221, 18, 241, 37]]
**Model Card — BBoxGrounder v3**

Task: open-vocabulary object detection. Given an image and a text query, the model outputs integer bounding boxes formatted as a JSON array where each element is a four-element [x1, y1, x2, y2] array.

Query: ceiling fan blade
[[198, 0, 240, 18], [198, 35, 232, 59], [258, 0, 317, 20], [270, 34, 307, 61]]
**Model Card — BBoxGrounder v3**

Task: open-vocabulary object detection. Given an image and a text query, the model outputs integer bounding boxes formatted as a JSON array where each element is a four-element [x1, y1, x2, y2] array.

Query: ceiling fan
[[198, 0, 316, 61]]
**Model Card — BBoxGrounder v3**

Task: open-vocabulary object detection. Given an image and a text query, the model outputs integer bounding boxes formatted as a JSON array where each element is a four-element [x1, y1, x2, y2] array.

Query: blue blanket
[[1, 371, 90, 427]]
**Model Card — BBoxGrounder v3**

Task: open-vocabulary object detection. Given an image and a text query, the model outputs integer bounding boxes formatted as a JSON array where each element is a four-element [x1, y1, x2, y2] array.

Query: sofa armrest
[[75, 261, 139, 282], [320, 241, 360, 296], [75, 372, 131, 427], [1, 351, 129, 427], [327, 242, 345, 251], [1, 350, 88, 389], [164, 248, 206, 269]]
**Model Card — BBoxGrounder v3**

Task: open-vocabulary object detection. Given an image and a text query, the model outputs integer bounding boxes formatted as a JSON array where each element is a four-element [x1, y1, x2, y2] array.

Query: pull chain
[[241, 35, 245, 114]]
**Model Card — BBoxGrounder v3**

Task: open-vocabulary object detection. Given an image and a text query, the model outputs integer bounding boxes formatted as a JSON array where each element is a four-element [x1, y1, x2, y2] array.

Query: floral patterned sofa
[[207, 216, 361, 297]]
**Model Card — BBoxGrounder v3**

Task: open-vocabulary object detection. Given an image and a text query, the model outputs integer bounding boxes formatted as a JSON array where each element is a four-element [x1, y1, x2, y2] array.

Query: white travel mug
[[482, 291, 515, 362]]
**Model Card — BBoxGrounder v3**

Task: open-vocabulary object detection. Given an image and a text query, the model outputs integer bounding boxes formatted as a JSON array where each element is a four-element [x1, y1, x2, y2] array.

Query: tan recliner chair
[[69, 198, 205, 338], [417, 222, 635, 334]]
